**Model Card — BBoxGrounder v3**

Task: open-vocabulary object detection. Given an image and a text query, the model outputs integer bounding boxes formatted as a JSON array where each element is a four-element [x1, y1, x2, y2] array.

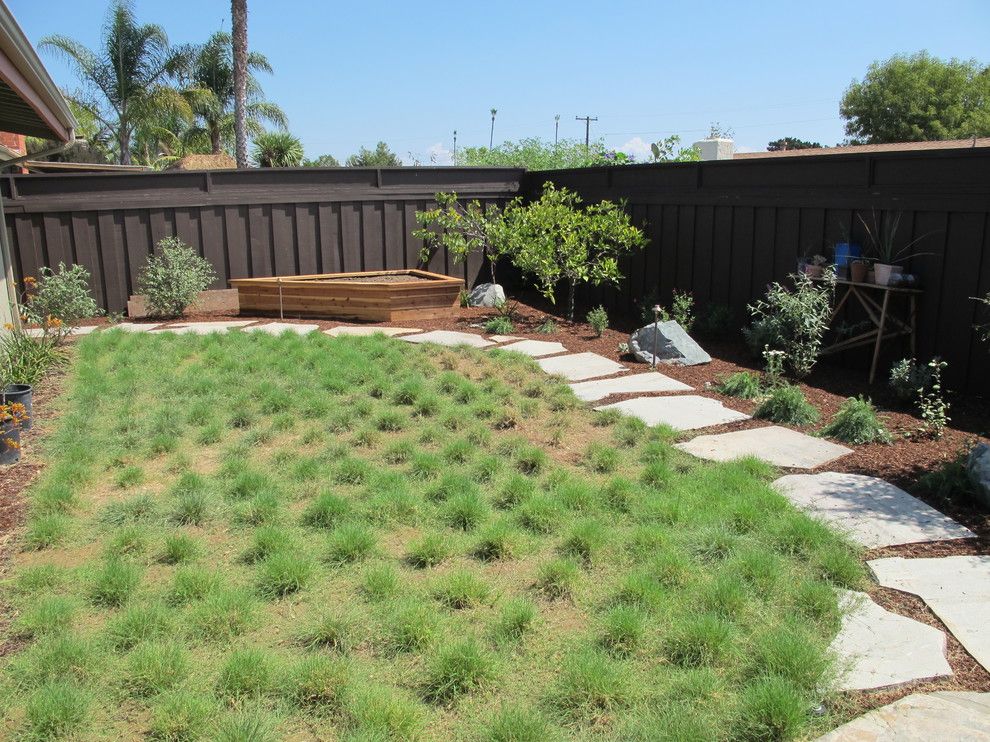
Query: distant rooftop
[[735, 137, 990, 159], [167, 153, 237, 171]]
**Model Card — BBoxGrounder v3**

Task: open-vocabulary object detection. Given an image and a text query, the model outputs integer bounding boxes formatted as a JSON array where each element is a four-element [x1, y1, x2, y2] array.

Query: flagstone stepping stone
[[325, 326, 422, 337], [536, 352, 628, 381], [249, 322, 320, 335], [773, 472, 974, 548], [675, 425, 852, 469], [156, 320, 254, 334], [25, 325, 99, 337], [108, 322, 162, 332], [498, 339, 569, 357], [569, 372, 692, 401], [488, 335, 522, 342], [868, 555, 990, 672], [815, 691, 990, 741], [831, 590, 951, 691], [596, 395, 749, 432], [398, 330, 494, 348]]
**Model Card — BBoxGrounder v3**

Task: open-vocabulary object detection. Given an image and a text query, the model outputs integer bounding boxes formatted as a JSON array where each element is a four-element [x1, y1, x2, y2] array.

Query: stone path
[[869, 555, 990, 672], [326, 325, 422, 337], [488, 334, 523, 343], [815, 691, 990, 741], [596, 395, 749, 432], [831, 590, 952, 690], [498, 339, 569, 357], [774, 472, 975, 548], [568, 371, 692, 402], [154, 320, 254, 334], [25, 325, 99, 337], [249, 322, 320, 335], [675, 425, 853, 469], [399, 330, 495, 348], [536, 352, 628, 381], [109, 322, 162, 332]]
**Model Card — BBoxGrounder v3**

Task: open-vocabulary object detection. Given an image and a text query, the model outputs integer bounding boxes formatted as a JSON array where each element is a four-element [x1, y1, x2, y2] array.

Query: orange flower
[[2, 323, 12, 331], [3, 438, 20, 450], [23, 276, 36, 284]]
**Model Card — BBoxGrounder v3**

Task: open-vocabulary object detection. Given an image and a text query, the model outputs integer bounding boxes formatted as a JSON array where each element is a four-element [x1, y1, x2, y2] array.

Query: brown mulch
[[7, 298, 990, 710]]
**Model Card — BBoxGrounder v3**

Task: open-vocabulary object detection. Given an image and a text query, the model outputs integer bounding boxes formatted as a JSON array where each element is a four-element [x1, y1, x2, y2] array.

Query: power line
[[575, 115, 597, 150]]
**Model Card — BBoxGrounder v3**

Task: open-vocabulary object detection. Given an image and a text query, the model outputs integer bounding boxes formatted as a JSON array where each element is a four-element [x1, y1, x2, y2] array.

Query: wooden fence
[[4, 149, 990, 390], [528, 147, 990, 392], [1, 166, 523, 314]]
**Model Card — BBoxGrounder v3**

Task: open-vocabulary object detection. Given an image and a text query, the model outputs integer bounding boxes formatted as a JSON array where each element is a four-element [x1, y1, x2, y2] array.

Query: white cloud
[[402, 142, 453, 166], [619, 136, 653, 161]]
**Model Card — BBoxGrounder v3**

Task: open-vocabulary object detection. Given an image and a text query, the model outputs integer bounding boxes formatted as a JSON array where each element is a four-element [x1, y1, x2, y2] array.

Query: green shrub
[[744, 270, 833, 377], [917, 359, 950, 439], [888, 357, 932, 401], [586, 306, 608, 337], [0, 327, 66, 386], [22, 262, 102, 327], [715, 371, 761, 399], [136, 237, 217, 318], [754, 384, 819, 425], [819, 396, 891, 444], [640, 288, 695, 331], [695, 302, 733, 337], [536, 317, 558, 334]]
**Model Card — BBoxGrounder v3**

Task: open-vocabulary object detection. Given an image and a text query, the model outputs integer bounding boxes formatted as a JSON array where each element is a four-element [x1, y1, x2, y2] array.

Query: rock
[[467, 283, 505, 308], [968, 443, 990, 510], [628, 321, 711, 366]]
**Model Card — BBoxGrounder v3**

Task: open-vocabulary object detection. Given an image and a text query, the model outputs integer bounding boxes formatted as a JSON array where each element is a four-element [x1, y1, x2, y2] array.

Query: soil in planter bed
[[319, 274, 437, 283]]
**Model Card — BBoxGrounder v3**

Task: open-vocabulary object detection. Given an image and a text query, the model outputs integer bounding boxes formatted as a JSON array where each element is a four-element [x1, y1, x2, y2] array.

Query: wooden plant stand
[[817, 279, 922, 384]]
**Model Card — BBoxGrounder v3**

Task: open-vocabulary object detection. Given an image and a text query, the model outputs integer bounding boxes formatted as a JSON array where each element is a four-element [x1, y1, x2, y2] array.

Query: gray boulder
[[468, 283, 505, 308], [968, 443, 990, 510], [629, 320, 711, 366]]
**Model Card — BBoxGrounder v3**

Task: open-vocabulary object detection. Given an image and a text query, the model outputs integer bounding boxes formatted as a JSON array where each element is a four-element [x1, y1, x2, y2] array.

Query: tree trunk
[[119, 124, 131, 165], [231, 0, 249, 168], [210, 124, 222, 155], [567, 280, 577, 321]]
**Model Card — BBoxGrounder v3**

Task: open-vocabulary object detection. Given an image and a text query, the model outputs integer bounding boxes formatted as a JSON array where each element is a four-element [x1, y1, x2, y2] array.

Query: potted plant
[[1, 383, 32, 430], [0, 402, 28, 465], [802, 254, 829, 279], [858, 211, 932, 287], [849, 258, 871, 283]]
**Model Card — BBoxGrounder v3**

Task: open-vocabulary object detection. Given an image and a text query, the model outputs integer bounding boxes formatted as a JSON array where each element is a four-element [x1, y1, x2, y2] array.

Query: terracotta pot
[[850, 261, 869, 283], [874, 263, 903, 286], [867, 270, 876, 284]]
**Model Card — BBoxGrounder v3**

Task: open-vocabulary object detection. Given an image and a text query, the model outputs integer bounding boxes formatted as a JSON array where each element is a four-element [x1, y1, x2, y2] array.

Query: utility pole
[[554, 114, 560, 147], [575, 115, 597, 151], [489, 109, 497, 149]]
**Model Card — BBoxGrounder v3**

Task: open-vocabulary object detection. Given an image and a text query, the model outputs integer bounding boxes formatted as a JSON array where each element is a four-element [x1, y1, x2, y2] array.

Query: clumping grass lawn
[[0, 329, 864, 741]]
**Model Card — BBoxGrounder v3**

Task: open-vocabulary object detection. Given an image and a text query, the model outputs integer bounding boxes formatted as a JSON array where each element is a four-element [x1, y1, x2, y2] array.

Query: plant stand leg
[[869, 289, 890, 384], [910, 294, 917, 357]]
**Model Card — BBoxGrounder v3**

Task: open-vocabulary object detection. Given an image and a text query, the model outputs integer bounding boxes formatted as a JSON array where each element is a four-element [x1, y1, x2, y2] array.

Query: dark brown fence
[[4, 149, 990, 391], [2, 166, 523, 313], [527, 147, 990, 392]]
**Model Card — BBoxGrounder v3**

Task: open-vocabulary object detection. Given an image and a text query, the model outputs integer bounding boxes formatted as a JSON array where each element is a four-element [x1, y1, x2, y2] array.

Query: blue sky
[[10, 0, 990, 163]]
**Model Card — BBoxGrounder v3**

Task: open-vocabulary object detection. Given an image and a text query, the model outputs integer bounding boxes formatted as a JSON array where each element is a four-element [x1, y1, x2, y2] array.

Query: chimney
[[693, 137, 735, 161]]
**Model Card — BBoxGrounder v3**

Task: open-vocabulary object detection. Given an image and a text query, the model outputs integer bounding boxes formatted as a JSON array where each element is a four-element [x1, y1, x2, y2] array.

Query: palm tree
[[252, 132, 303, 167], [231, 0, 249, 168], [489, 108, 497, 149], [40, 1, 191, 165], [185, 31, 286, 155]]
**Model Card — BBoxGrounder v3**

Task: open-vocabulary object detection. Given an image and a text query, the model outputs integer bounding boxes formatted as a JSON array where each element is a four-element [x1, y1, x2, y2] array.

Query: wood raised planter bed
[[229, 269, 464, 322]]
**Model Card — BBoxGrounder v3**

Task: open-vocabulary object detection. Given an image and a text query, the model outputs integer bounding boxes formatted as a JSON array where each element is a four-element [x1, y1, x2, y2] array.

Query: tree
[[413, 193, 512, 284], [302, 154, 341, 167], [26, 100, 113, 164], [841, 52, 990, 143], [40, 0, 192, 165], [231, 0, 249, 168], [767, 137, 822, 151], [648, 135, 701, 162], [457, 137, 639, 169], [346, 142, 402, 167], [251, 132, 304, 167], [185, 31, 286, 155], [502, 183, 648, 320], [489, 108, 497, 149]]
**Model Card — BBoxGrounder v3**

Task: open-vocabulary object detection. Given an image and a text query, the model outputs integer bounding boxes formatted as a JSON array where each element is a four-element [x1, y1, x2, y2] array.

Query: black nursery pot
[[0, 419, 20, 465], [2, 384, 32, 430]]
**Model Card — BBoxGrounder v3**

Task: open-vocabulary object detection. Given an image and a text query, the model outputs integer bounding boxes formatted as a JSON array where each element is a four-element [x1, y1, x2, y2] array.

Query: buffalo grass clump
[[89, 559, 141, 607], [422, 638, 496, 703], [285, 655, 349, 709], [24, 681, 90, 740], [715, 371, 762, 399], [754, 384, 819, 425], [123, 641, 189, 697], [257, 552, 313, 597], [301, 490, 351, 528], [535, 558, 579, 599], [149, 690, 213, 741], [161, 533, 200, 564], [491, 598, 537, 644], [406, 532, 450, 568], [326, 523, 377, 564], [819, 396, 892, 444], [432, 570, 491, 609], [553, 648, 630, 717], [361, 563, 401, 602], [216, 648, 275, 699]]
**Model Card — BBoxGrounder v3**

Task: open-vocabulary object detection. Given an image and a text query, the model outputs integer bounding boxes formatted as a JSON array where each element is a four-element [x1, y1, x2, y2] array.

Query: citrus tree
[[413, 193, 512, 283], [504, 183, 648, 320]]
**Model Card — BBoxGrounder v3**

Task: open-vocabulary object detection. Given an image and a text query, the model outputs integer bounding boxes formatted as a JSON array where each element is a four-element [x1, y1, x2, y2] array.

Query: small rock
[[628, 321, 711, 366], [468, 283, 505, 308], [968, 443, 990, 510]]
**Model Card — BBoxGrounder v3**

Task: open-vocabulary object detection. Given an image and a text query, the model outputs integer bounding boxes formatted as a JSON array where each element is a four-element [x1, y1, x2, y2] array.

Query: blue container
[[833, 242, 862, 268]]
